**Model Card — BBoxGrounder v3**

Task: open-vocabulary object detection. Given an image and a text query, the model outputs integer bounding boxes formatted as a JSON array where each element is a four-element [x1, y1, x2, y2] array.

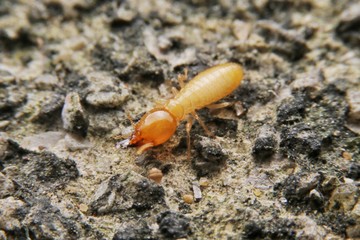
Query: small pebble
[[234, 101, 245, 116], [64, 37, 86, 51], [309, 189, 324, 208], [193, 136, 227, 176], [34, 74, 59, 90], [252, 125, 277, 160], [346, 89, 360, 122], [192, 181, 202, 201], [0, 121, 10, 129], [62, 92, 88, 137], [332, 130, 341, 137], [85, 92, 127, 108], [253, 189, 263, 197], [342, 151, 352, 160], [183, 194, 194, 204], [199, 178, 210, 188], [79, 203, 88, 213], [84, 71, 129, 108], [158, 35, 172, 51], [115, 7, 136, 22], [148, 168, 163, 184]]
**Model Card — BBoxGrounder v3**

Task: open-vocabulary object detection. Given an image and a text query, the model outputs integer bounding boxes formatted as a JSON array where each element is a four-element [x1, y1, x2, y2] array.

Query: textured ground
[[0, 0, 359, 239]]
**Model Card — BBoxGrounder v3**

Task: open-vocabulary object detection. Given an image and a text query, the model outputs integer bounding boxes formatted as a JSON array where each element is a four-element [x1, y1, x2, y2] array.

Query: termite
[[118, 62, 244, 157]]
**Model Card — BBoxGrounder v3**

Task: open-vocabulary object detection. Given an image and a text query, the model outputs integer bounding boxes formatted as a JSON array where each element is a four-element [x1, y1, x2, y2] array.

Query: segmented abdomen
[[166, 63, 243, 120]]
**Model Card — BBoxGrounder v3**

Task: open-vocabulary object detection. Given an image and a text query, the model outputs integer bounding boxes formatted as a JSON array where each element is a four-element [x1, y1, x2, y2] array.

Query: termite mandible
[[117, 62, 244, 157]]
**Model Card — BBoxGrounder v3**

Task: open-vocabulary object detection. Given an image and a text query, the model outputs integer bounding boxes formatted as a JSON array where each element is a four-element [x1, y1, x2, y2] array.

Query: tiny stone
[[193, 136, 227, 176], [79, 203, 88, 213], [62, 92, 88, 137], [158, 35, 172, 51], [342, 151, 352, 160], [344, 177, 354, 184], [199, 177, 210, 188], [347, 162, 360, 180], [85, 91, 128, 108], [346, 89, 360, 122], [34, 74, 59, 90], [64, 37, 86, 51], [157, 211, 191, 239], [192, 181, 202, 201], [253, 188, 262, 197], [148, 168, 163, 184], [0, 121, 10, 129], [309, 189, 324, 208], [252, 125, 277, 160], [333, 130, 341, 137], [183, 194, 194, 204], [115, 7, 136, 22], [232, 20, 252, 42], [234, 101, 245, 116]]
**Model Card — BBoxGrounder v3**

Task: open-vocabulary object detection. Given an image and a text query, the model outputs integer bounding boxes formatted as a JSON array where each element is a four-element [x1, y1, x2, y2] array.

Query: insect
[[118, 62, 244, 156]]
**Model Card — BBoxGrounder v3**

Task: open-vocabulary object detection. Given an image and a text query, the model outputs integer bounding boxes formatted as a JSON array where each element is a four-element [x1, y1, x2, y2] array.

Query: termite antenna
[[136, 142, 154, 154], [112, 131, 132, 140], [177, 67, 188, 89], [126, 111, 135, 128]]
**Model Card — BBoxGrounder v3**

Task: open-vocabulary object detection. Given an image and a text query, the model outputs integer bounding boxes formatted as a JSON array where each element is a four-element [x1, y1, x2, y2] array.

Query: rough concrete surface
[[0, 0, 359, 239]]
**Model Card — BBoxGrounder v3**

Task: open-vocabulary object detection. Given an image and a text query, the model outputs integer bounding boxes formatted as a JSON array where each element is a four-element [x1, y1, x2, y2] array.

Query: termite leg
[[191, 111, 216, 138], [206, 102, 235, 109], [185, 114, 194, 160], [207, 101, 245, 116], [171, 87, 179, 96], [177, 68, 188, 89], [125, 111, 135, 128]]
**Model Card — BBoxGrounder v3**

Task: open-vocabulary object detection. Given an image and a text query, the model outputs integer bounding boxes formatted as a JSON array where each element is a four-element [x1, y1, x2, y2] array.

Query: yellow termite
[[118, 62, 244, 156]]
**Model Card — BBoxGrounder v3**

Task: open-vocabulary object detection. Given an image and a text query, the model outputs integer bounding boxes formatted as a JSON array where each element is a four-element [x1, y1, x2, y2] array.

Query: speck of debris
[[192, 181, 202, 201], [61, 92, 89, 137], [252, 125, 278, 160], [346, 162, 360, 180], [243, 218, 296, 240], [90, 172, 166, 215], [280, 123, 322, 163], [112, 221, 155, 240], [157, 211, 191, 239], [192, 136, 227, 176], [277, 92, 307, 124]]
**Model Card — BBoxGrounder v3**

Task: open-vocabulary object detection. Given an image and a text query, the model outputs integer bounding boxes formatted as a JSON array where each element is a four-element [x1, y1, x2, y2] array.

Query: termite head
[[119, 108, 177, 154]]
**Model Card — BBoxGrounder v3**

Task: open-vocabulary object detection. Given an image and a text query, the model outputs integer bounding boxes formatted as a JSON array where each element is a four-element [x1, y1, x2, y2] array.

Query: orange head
[[127, 108, 177, 153]]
